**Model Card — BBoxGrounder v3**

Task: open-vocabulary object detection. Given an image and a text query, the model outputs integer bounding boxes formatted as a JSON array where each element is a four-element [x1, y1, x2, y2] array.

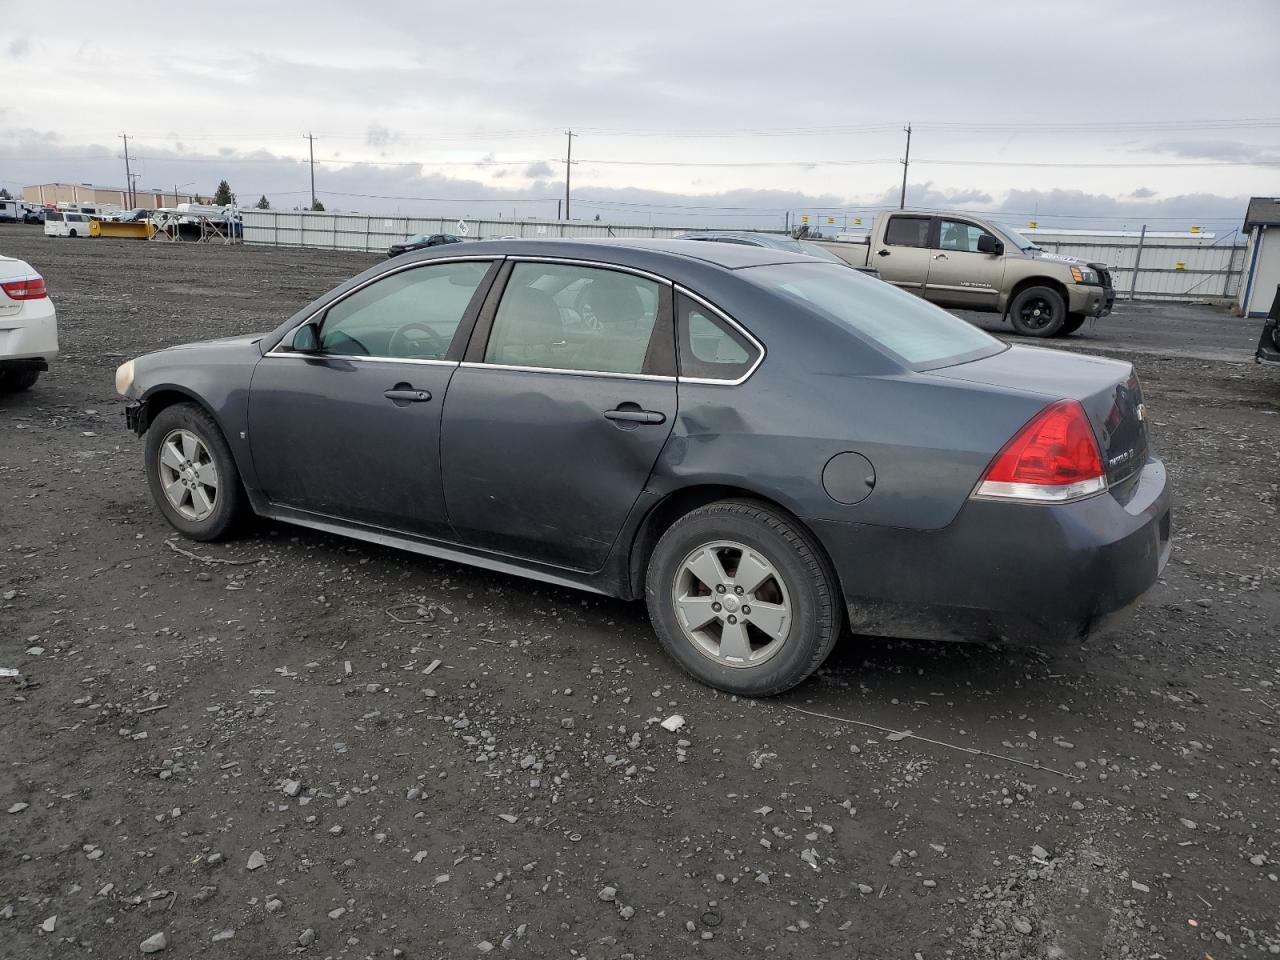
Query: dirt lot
[[2, 225, 1278, 960]]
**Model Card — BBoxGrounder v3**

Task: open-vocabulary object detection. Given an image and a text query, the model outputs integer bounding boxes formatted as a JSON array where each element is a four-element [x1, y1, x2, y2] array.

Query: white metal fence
[[240, 210, 701, 251], [241, 210, 1247, 302], [1021, 231, 1248, 301]]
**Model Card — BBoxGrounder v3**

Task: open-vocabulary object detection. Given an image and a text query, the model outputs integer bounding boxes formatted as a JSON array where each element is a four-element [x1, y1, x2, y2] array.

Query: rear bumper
[[0, 299, 59, 363], [809, 456, 1172, 646]]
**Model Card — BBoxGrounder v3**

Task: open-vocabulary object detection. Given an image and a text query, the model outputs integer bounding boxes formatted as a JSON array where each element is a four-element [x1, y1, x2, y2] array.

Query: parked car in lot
[[44, 210, 95, 238], [815, 211, 1116, 337], [115, 239, 1170, 696], [387, 233, 464, 258], [0, 254, 58, 392]]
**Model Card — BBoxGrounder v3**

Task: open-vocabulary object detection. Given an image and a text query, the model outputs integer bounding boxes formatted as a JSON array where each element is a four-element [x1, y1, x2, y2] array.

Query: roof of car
[[406, 237, 813, 271]]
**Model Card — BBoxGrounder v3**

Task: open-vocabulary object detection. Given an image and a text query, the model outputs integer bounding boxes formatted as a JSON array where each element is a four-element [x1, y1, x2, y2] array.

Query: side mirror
[[977, 234, 1004, 255], [289, 322, 321, 353]]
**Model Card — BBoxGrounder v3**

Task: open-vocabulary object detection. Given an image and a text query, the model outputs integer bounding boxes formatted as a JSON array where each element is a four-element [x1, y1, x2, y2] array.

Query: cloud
[[366, 126, 396, 148], [524, 161, 555, 179], [1129, 186, 1157, 198], [1146, 139, 1280, 164], [7, 37, 29, 58]]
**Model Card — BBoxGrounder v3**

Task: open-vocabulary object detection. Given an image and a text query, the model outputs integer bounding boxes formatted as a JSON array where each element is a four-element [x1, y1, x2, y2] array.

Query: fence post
[[1128, 224, 1147, 301]]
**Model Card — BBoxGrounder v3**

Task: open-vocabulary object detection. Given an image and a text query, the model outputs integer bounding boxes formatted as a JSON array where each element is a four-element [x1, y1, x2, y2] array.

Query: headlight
[[1070, 266, 1098, 285], [114, 359, 135, 396]]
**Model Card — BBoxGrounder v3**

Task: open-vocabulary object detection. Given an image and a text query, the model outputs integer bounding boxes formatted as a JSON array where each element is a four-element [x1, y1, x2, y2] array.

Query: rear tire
[[144, 402, 247, 541], [1059, 314, 1087, 336], [68, 229, 78, 238], [0, 370, 40, 392], [1009, 285, 1066, 337], [645, 499, 841, 697]]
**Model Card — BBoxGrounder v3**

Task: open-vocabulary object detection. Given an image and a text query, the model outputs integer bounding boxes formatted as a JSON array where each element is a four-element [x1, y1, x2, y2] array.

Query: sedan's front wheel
[[645, 500, 841, 697], [144, 402, 246, 541]]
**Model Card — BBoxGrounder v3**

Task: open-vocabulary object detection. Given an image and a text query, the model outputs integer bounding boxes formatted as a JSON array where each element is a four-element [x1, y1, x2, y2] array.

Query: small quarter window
[[677, 293, 760, 381], [883, 216, 931, 248]]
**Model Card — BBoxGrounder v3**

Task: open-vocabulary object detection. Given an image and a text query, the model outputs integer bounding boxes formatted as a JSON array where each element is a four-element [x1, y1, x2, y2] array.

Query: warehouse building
[[1238, 197, 1280, 317], [22, 182, 198, 211]]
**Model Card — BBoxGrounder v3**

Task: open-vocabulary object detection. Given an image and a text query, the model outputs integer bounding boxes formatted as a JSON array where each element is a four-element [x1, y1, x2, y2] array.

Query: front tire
[[1008, 286, 1066, 337], [645, 500, 841, 697], [1058, 314, 1087, 336], [144, 402, 246, 541]]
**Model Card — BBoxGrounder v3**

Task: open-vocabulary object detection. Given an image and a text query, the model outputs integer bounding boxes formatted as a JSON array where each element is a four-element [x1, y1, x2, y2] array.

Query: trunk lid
[[928, 344, 1149, 489]]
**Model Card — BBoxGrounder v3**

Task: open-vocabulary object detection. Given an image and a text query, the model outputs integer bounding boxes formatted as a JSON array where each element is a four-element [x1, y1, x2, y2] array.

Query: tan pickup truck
[[815, 210, 1115, 337]]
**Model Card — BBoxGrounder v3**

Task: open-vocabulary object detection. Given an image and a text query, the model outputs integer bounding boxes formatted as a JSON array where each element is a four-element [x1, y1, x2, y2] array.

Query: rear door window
[[677, 294, 760, 381], [46, 211, 64, 222], [483, 262, 666, 376], [883, 216, 932, 248]]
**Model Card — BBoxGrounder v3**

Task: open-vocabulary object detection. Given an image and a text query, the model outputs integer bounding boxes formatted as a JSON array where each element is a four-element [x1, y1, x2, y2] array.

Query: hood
[[158, 334, 264, 353]]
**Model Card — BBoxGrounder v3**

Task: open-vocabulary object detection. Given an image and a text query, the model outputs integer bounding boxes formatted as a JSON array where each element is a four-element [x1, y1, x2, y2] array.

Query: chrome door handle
[[933, 253, 948, 260]]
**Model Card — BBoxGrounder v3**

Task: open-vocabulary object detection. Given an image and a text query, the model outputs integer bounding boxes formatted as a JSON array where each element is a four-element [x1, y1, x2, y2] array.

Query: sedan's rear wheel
[[0, 370, 40, 392], [1008, 285, 1066, 337], [145, 402, 246, 541], [645, 500, 840, 696]]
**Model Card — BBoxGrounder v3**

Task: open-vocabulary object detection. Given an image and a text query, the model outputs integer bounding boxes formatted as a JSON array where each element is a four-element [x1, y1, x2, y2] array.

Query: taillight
[[1, 278, 47, 300], [975, 400, 1106, 502]]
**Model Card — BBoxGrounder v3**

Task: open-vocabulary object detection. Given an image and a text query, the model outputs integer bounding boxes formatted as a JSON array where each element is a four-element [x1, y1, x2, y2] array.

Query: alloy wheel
[[157, 428, 219, 522], [671, 540, 792, 667]]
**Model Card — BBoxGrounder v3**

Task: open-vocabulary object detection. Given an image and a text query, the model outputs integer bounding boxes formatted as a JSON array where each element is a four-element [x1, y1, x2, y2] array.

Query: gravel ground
[[2, 226, 1279, 960]]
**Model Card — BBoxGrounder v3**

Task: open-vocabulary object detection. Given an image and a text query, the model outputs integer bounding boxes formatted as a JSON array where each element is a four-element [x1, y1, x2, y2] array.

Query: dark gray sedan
[[115, 239, 1171, 696]]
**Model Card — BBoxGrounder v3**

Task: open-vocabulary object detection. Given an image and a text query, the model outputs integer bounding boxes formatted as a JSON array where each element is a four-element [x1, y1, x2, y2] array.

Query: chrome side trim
[[263, 351, 458, 366], [458, 361, 675, 383], [672, 285, 766, 386], [506, 256, 673, 287]]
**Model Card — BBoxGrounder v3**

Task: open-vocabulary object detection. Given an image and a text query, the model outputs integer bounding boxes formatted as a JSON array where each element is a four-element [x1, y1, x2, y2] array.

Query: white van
[[44, 210, 95, 238]]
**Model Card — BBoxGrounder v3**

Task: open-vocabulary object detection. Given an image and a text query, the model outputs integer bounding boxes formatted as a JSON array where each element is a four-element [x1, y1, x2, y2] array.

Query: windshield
[[992, 223, 1041, 252], [404, 234, 428, 244], [744, 261, 1004, 369]]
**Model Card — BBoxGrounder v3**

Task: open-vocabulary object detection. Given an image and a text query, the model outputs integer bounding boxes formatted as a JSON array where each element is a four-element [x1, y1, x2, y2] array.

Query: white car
[[44, 210, 95, 238], [0, 255, 58, 392]]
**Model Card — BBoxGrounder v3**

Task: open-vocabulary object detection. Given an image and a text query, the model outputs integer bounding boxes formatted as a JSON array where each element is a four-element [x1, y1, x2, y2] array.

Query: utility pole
[[306, 132, 317, 210], [120, 133, 134, 207], [564, 130, 575, 221], [899, 123, 911, 210], [901, 122, 911, 209]]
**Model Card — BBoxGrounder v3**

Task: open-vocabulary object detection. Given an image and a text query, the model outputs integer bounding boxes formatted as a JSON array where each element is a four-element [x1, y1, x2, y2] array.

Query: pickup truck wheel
[[1059, 315, 1087, 336], [1009, 286, 1066, 337], [645, 499, 841, 697], [0, 370, 40, 392]]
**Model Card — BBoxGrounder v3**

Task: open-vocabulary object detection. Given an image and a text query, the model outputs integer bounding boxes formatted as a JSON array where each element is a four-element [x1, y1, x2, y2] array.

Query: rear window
[[46, 210, 64, 222], [883, 216, 931, 248], [744, 261, 1004, 369]]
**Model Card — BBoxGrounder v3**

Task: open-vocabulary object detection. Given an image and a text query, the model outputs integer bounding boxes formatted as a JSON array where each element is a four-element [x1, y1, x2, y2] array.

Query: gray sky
[[2, 0, 1278, 232]]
